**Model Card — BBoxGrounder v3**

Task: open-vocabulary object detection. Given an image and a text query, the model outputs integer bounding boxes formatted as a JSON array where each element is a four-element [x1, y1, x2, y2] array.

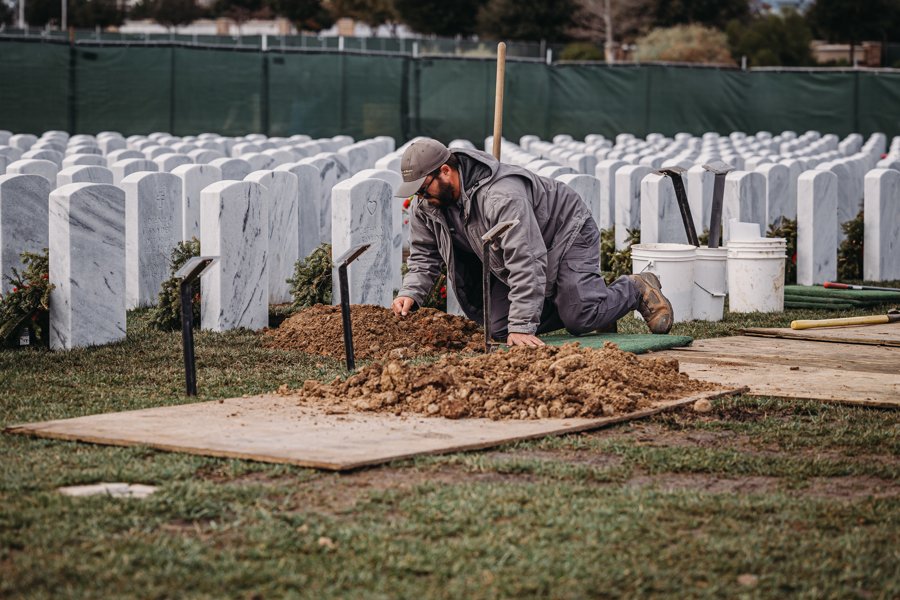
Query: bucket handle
[[694, 281, 726, 298], [638, 260, 653, 274]]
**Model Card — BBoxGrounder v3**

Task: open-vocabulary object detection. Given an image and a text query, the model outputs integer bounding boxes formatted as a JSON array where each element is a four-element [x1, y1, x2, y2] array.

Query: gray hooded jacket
[[397, 148, 593, 334]]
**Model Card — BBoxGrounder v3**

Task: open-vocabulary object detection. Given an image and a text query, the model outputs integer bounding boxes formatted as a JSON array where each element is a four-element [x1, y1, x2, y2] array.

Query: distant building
[[760, 0, 811, 13]]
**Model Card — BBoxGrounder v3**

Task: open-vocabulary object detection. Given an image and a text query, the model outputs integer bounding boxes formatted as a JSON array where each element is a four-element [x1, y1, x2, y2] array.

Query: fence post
[[169, 46, 176, 134], [261, 47, 270, 136], [67, 39, 77, 134]]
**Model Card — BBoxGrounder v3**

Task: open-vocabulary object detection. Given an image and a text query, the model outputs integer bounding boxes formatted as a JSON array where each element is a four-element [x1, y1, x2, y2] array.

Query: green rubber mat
[[784, 285, 900, 310], [540, 333, 694, 354]]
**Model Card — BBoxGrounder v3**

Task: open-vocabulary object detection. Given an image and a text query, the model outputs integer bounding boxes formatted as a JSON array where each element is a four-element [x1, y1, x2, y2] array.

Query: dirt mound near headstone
[[265, 304, 483, 360], [281, 343, 721, 420]]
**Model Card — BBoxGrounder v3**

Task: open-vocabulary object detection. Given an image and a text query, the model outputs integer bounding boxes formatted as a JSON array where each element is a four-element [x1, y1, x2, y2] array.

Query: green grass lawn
[[2, 304, 899, 599]]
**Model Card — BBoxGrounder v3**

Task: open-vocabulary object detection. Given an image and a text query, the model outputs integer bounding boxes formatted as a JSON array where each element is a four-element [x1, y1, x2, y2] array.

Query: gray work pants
[[490, 220, 639, 340]]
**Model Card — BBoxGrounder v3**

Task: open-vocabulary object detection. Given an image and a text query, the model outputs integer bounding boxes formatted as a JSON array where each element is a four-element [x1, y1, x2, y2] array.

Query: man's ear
[[440, 163, 453, 177]]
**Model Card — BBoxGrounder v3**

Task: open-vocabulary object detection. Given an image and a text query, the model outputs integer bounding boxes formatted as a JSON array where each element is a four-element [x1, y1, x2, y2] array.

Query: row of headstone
[[489, 131, 899, 284], [1, 128, 399, 349]]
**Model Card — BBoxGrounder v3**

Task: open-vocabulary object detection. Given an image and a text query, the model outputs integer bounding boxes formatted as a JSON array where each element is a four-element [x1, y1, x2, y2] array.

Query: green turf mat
[[784, 294, 866, 306], [784, 285, 900, 304], [784, 300, 856, 310], [540, 333, 693, 354]]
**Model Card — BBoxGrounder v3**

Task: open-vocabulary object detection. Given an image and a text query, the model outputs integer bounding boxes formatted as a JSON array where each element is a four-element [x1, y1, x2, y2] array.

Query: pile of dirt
[[266, 304, 483, 360], [281, 343, 721, 420]]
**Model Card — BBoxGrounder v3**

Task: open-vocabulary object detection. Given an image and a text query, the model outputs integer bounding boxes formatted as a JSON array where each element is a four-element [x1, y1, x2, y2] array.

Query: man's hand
[[506, 333, 545, 347], [392, 296, 415, 316]]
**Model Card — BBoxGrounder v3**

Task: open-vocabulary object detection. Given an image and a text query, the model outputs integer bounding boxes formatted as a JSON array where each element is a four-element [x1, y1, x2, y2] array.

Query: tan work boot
[[629, 272, 674, 334]]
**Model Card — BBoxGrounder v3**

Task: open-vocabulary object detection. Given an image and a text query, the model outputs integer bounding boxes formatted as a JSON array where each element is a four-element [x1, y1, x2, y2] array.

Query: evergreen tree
[[476, 0, 578, 41], [268, 0, 333, 31], [651, 0, 751, 29], [807, 0, 900, 63], [727, 9, 815, 67], [392, 0, 486, 37]]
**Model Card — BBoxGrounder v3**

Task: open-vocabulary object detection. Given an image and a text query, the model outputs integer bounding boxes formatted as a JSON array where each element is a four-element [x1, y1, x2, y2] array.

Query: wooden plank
[[667, 336, 900, 374], [4, 389, 738, 471], [742, 323, 900, 347], [656, 336, 900, 408]]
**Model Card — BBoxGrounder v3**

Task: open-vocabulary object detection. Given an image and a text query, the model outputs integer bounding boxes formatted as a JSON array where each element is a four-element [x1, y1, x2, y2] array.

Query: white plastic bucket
[[631, 243, 696, 322], [726, 238, 787, 313], [693, 247, 728, 321]]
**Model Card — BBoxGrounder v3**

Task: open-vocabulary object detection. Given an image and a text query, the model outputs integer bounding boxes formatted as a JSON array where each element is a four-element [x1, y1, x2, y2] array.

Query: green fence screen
[[1, 39, 898, 143]]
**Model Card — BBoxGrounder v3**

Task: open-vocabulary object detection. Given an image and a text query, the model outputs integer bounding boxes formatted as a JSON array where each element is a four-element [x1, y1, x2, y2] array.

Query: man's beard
[[431, 179, 457, 207]]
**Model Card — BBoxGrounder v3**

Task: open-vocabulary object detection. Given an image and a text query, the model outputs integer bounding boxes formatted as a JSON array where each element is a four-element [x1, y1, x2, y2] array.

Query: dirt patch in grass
[[626, 473, 781, 495], [625, 473, 900, 499], [284, 343, 720, 420], [480, 449, 626, 469], [803, 476, 900, 499], [265, 305, 482, 360], [291, 466, 538, 516]]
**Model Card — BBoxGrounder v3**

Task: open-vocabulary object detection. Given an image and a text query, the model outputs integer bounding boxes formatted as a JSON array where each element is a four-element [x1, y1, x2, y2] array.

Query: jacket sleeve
[[483, 190, 547, 335], [397, 201, 443, 306]]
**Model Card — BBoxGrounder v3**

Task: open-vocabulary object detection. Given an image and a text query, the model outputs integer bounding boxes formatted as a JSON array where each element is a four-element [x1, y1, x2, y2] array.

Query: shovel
[[790, 309, 900, 330]]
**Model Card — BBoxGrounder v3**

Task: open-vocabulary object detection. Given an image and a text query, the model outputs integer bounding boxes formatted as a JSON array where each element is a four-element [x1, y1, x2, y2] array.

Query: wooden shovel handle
[[491, 42, 507, 160], [790, 315, 890, 330]]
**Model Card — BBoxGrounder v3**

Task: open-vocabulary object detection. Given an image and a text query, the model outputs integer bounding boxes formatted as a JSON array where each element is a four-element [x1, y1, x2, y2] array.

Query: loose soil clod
[[281, 343, 721, 420], [266, 304, 483, 360]]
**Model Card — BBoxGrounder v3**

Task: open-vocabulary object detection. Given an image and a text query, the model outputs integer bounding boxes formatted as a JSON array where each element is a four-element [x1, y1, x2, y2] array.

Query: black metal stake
[[175, 256, 217, 396], [703, 161, 735, 249], [180, 279, 197, 395], [480, 220, 519, 353], [335, 243, 371, 371], [659, 167, 699, 247]]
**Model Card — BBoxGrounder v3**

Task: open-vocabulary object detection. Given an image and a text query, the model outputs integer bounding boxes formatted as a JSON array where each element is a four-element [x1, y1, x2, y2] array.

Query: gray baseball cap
[[395, 138, 451, 198]]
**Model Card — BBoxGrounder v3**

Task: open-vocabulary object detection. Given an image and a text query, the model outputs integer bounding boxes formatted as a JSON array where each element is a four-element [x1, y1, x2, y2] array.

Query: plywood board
[[742, 323, 900, 347], [5, 389, 737, 471], [658, 337, 900, 408]]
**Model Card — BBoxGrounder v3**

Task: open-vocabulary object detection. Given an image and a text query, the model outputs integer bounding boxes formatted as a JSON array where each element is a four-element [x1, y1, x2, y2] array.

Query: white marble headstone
[[863, 169, 900, 281], [686, 165, 712, 234], [722, 171, 765, 241], [274, 162, 321, 260], [120, 172, 183, 309], [63, 154, 106, 169], [756, 163, 789, 227], [209, 157, 253, 181], [154, 153, 193, 173], [614, 165, 652, 249], [56, 165, 114, 187], [298, 153, 351, 244], [9, 134, 38, 152], [6, 159, 58, 185], [353, 168, 404, 291], [49, 183, 127, 350], [640, 173, 689, 244], [338, 145, 370, 175], [374, 153, 401, 173], [557, 173, 602, 231], [796, 170, 838, 286], [331, 178, 394, 307], [111, 159, 159, 186], [245, 170, 299, 304], [595, 159, 626, 232], [188, 149, 225, 165], [171, 163, 221, 242], [0, 174, 51, 294], [200, 180, 268, 332]]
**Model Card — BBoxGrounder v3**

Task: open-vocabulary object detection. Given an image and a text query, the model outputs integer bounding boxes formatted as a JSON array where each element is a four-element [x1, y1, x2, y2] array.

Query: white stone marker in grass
[[120, 171, 183, 309], [200, 180, 269, 332], [796, 170, 838, 286], [864, 169, 900, 282], [49, 183, 126, 350], [245, 170, 299, 304]]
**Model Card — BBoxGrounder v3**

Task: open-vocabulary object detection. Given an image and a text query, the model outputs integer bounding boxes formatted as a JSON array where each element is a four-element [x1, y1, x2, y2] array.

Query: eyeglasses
[[414, 174, 438, 200]]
